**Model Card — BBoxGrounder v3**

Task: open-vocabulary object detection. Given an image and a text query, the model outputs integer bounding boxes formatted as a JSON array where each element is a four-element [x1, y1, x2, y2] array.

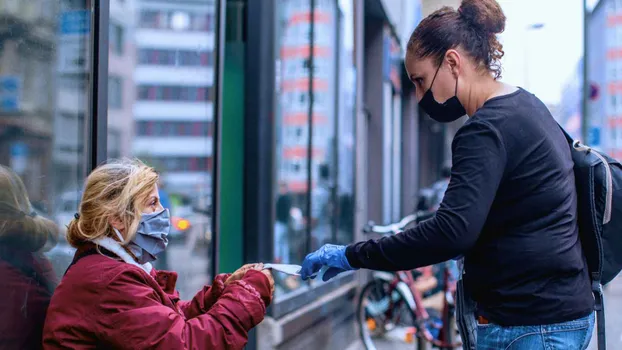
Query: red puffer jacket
[[0, 248, 56, 350], [43, 239, 271, 350]]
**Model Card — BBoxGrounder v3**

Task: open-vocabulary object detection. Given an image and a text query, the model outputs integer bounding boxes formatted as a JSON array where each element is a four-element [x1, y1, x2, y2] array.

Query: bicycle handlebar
[[362, 211, 435, 234]]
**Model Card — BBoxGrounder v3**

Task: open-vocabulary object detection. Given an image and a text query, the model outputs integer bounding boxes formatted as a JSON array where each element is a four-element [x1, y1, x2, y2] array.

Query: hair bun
[[459, 0, 506, 34]]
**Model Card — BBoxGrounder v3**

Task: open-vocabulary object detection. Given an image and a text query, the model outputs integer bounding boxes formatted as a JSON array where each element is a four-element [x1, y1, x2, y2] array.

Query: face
[[405, 49, 462, 103], [110, 184, 163, 233], [142, 184, 163, 214]]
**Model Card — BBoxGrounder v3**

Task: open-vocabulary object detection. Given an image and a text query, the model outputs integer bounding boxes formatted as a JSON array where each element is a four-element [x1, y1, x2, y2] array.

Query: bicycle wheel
[[357, 279, 424, 350]]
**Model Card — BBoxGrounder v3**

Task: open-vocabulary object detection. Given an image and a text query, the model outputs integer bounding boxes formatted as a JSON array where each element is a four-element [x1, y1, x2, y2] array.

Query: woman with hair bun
[[43, 158, 274, 349], [300, 0, 594, 348], [0, 165, 59, 349]]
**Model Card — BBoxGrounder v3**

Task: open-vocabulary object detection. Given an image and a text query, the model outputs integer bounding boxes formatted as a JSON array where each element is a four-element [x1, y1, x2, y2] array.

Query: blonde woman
[[0, 165, 59, 349], [43, 159, 274, 349]]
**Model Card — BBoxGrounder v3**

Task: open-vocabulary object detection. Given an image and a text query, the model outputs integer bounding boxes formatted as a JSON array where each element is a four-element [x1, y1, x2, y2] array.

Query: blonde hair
[[66, 158, 159, 248], [0, 165, 58, 252]]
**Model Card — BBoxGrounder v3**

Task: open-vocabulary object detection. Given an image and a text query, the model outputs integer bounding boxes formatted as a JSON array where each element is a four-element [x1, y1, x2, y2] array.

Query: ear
[[108, 216, 126, 233], [445, 49, 461, 77]]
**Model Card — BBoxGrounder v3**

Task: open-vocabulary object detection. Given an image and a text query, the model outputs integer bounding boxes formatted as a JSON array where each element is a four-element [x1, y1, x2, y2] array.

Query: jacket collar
[[92, 236, 153, 274]]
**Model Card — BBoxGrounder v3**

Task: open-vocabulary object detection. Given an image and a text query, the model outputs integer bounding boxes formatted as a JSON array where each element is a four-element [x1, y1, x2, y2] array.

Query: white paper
[[263, 263, 302, 276]]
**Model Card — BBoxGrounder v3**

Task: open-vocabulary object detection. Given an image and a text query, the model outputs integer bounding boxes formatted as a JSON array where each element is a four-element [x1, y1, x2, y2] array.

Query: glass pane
[[273, 0, 312, 297], [336, 0, 356, 246], [107, 0, 216, 299], [0, 0, 90, 345], [310, 0, 338, 251]]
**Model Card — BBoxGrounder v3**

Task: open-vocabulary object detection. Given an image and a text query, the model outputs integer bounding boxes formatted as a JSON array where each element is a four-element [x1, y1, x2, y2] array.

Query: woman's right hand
[[258, 268, 275, 297], [225, 263, 261, 286]]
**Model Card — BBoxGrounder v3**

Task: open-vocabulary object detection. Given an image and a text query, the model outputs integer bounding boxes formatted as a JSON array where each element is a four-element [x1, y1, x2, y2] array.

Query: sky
[[495, 0, 584, 105]]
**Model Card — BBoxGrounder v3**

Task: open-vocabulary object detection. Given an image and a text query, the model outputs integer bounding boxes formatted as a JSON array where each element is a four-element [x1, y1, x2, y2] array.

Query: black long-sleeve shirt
[[346, 88, 594, 326]]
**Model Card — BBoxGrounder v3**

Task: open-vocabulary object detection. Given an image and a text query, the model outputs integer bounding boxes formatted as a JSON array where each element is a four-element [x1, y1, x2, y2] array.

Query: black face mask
[[418, 61, 466, 123]]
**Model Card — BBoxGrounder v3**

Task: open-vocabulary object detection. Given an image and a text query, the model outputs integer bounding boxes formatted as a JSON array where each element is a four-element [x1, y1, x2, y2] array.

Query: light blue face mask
[[114, 208, 171, 264]]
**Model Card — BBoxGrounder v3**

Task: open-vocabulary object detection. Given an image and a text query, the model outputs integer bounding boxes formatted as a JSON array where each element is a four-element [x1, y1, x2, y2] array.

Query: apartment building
[[133, 0, 216, 200]]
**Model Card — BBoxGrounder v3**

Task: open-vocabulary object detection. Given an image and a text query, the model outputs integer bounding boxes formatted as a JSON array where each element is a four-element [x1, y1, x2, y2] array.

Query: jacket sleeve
[[177, 273, 231, 320], [98, 269, 271, 350], [346, 120, 507, 271]]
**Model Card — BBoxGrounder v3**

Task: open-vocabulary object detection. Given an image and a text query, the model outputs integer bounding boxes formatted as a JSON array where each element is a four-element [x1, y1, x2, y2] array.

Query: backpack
[[560, 126, 622, 350]]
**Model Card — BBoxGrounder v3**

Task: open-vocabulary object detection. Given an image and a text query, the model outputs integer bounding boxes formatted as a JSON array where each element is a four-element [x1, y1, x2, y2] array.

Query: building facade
[[108, 0, 137, 159], [133, 0, 216, 199], [586, 0, 622, 156]]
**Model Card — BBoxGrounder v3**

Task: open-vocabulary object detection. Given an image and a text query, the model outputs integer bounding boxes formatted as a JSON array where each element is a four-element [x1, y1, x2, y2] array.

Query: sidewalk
[[587, 275, 622, 350], [346, 338, 431, 350], [345, 275, 622, 350]]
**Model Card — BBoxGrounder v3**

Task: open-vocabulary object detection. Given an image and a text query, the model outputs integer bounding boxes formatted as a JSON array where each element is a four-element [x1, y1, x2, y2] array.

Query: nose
[[415, 90, 424, 103]]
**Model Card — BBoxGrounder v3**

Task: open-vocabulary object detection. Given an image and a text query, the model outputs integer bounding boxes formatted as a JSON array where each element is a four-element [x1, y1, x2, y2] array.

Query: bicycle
[[356, 211, 462, 350]]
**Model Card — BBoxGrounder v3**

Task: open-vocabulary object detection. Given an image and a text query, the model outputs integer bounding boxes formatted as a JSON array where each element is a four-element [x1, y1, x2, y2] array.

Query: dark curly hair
[[406, 0, 506, 79]]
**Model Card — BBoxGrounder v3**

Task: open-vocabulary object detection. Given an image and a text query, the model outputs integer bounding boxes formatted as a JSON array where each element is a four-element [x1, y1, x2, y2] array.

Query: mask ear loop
[[113, 228, 126, 243], [428, 59, 443, 90]]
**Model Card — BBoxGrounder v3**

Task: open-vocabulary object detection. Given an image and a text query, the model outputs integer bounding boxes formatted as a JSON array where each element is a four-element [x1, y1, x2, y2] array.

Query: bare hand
[[225, 264, 259, 285], [259, 268, 275, 296]]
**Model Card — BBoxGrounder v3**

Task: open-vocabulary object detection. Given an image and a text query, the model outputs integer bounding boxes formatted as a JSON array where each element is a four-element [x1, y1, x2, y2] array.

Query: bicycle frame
[[363, 211, 462, 348]]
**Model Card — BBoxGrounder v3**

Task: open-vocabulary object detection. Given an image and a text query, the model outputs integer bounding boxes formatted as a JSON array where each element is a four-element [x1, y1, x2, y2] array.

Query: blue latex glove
[[300, 244, 356, 281]]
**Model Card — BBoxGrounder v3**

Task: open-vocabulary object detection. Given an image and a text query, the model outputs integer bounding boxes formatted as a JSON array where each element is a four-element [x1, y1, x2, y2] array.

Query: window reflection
[[0, 0, 88, 346], [107, 0, 216, 299], [273, 0, 356, 298], [274, 0, 312, 296], [335, 0, 356, 246]]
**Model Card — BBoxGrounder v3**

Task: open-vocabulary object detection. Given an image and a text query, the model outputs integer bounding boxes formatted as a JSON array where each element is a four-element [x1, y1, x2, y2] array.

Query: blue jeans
[[477, 313, 594, 350]]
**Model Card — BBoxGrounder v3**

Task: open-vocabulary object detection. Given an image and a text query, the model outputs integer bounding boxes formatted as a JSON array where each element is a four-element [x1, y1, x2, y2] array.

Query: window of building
[[139, 9, 214, 32], [138, 49, 214, 66], [135, 121, 212, 137], [108, 76, 123, 109], [136, 85, 211, 102], [109, 22, 124, 55], [149, 157, 212, 172], [107, 129, 122, 158], [170, 11, 191, 31]]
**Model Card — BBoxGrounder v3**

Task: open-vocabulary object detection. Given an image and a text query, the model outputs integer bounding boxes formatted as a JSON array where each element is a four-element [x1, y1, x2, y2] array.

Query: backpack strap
[[556, 123, 576, 145], [592, 273, 607, 350]]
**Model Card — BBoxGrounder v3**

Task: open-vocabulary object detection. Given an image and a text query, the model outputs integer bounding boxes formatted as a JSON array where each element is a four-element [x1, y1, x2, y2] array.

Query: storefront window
[[107, 0, 217, 299], [336, 0, 356, 245], [0, 0, 90, 344], [273, 0, 356, 298], [274, 0, 312, 296]]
